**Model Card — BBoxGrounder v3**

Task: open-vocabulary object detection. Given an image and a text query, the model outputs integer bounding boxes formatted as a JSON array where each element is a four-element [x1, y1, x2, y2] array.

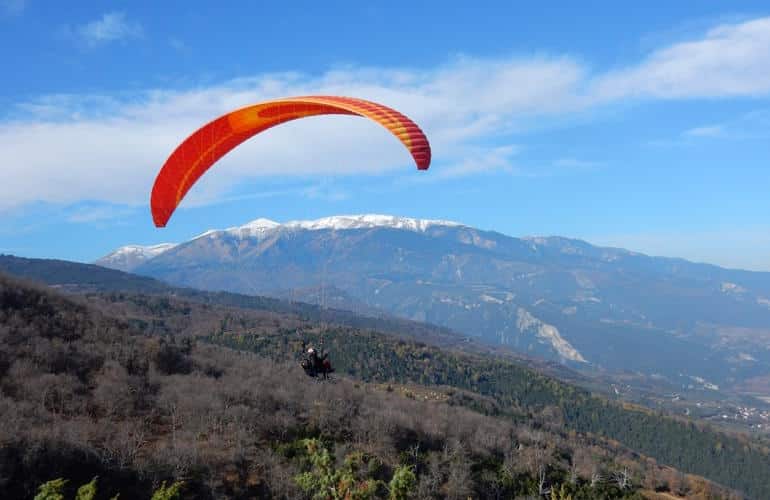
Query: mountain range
[[97, 214, 770, 397]]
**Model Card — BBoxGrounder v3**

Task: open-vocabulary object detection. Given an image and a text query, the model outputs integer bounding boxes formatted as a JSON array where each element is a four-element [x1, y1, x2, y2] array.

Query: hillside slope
[[1, 271, 719, 499], [0, 276, 756, 498]]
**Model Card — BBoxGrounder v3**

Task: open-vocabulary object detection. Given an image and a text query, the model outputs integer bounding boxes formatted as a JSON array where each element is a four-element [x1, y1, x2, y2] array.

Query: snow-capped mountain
[[98, 215, 466, 272], [96, 214, 770, 385], [193, 214, 463, 241], [95, 243, 177, 272]]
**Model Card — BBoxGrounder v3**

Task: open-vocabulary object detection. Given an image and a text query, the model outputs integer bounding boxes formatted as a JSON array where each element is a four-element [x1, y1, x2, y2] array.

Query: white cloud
[[594, 17, 770, 100], [65, 204, 135, 223], [0, 59, 583, 210], [3, 16, 770, 214], [684, 125, 724, 137], [681, 109, 770, 140], [423, 145, 522, 181], [77, 12, 143, 46]]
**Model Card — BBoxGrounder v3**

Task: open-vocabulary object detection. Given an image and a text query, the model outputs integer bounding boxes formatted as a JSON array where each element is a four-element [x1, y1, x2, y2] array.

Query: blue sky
[[2, 1, 770, 270]]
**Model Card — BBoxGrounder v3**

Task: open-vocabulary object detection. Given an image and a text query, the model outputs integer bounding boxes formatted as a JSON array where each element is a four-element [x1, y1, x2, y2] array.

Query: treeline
[[0, 254, 171, 294], [208, 327, 770, 498]]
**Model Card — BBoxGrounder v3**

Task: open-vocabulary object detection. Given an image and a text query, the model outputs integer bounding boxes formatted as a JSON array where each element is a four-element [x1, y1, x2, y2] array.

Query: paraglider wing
[[151, 96, 431, 227]]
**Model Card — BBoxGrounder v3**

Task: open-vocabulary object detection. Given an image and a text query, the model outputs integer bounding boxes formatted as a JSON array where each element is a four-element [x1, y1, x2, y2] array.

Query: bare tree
[[416, 452, 443, 499], [407, 443, 421, 464], [537, 464, 549, 497], [568, 461, 579, 485], [445, 440, 473, 500], [502, 444, 519, 478], [612, 466, 631, 490]]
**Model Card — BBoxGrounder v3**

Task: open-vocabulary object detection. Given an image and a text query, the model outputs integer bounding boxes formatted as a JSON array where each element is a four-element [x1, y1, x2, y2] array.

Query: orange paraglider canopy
[[150, 95, 431, 227]]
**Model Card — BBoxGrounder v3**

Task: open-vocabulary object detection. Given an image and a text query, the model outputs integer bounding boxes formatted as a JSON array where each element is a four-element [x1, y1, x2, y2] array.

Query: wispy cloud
[[429, 145, 522, 180], [0, 0, 25, 16], [302, 181, 349, 202], [684, 125, 724, 137], [679, 108, 770, 141], [184, 180, 351, 206], [553, 157, 600, 169], [169, 37, 186, 52], [76, 12, 143, 46], [3, 16, 770, 215], [65, 203, 136, 223]]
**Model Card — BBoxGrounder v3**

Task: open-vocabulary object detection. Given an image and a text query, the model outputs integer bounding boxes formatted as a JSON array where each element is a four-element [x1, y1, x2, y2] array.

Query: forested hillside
[[0, 272, 744, 499], [208, 328, 770, 498]]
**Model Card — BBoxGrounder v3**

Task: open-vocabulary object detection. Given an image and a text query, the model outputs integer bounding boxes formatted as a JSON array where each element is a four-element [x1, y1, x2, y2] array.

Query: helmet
[[307, 347, 316, 355]]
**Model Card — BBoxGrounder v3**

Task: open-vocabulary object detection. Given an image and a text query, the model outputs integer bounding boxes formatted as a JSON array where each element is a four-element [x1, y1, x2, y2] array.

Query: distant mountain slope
[[95, 243, 177, 272], [96, 215, 770, 392], [0, 254, 170, 293]]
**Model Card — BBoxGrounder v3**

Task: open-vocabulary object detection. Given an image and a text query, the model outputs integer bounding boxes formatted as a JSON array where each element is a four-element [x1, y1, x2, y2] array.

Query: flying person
[[301, 341, 332, 380]]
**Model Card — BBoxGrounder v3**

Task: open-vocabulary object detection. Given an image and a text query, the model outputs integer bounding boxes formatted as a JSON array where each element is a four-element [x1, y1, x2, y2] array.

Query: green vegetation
[[294, 439, 381, 499], [34, 478, 68, 500], [292, 438, 418, 500], [151, 481, 184, 500], [32, 476, 181, 500], [75, 477, 98, 500], [387, 464, 416, 500]]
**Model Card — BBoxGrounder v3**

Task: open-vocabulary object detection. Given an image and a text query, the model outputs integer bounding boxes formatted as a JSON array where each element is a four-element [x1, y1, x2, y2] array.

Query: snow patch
[[480, 294, 503, 304], [192, 229, 219, 240], [687, 375, 720, 391], [203, 214, 464, 239], [278, 214, 460, 232], [572, 271, 595, 289], [96, 242, 177, 271], [721, 282, 747, 294], [107, 243, 177, 259]]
